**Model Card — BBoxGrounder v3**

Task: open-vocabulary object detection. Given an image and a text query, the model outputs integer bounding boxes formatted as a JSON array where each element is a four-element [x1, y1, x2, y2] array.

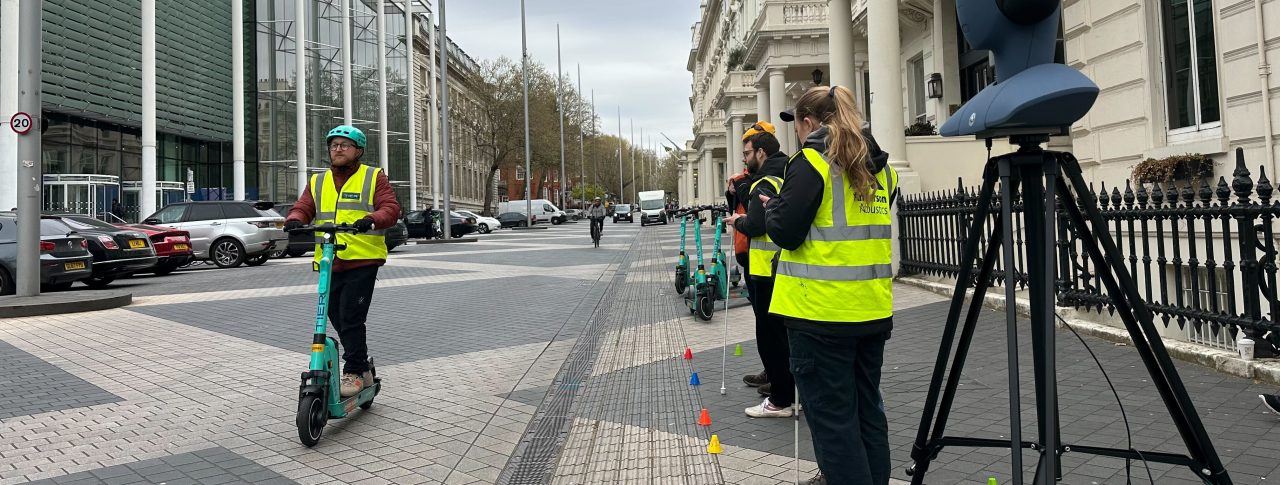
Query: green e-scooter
[[674, 208, 694, 293], [289, 222, 381, 447]]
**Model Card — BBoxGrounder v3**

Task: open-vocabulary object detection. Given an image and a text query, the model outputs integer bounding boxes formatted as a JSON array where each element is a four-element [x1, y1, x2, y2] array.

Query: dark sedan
[[404, 210, 477, 239], [498, 212, 535, 228], [0, 213, 94, 294], [49, 213, 159, 288]]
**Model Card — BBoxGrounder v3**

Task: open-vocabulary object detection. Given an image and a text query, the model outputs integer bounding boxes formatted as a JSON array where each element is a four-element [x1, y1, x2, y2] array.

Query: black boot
[[742, 370, 768, 387]]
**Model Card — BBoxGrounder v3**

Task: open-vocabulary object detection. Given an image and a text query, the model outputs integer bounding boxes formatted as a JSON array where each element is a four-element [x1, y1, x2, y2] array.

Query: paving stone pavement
[[1, 219, 1276, 485]]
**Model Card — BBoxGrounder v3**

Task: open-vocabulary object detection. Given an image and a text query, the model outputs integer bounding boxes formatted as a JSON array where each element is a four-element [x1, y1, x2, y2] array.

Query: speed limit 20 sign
[[9, 112, 32, 135]]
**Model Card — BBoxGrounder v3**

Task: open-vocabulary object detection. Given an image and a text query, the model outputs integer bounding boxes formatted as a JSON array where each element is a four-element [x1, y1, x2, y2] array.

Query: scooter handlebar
[[286, 223, 364, 235]]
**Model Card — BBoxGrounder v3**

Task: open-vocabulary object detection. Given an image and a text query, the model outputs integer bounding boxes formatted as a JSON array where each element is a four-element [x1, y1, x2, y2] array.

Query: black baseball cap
[[779, 109, 795, 122]]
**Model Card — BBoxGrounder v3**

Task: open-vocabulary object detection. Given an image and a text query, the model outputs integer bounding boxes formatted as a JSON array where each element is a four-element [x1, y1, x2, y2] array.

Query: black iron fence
[[898, 148, 1279, 357]]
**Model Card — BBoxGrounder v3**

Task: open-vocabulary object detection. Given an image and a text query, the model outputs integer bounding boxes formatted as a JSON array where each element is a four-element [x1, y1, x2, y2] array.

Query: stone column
[[756, 84, 770, 124], [868, 0, 916, 184], [702, 148, 717, 205], [854, 37, 869, 114], [729, 116, 745, 171], [768, 68, 790, 153], [828, 0, 856, 87], [932, 0, 961, 120]]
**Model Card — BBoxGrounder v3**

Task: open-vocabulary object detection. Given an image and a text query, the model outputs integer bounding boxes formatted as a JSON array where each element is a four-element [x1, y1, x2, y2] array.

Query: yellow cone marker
[[707, 434, 722, 454], [987, 478, 998, 485]]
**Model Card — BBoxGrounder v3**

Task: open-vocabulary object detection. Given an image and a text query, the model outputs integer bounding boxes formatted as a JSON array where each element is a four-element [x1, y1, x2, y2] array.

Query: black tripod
[[905, 135, 1232, 485]]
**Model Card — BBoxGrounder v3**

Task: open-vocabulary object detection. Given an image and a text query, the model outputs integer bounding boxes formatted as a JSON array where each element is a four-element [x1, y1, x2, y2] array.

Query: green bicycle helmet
[[325, 125, 367, 149]]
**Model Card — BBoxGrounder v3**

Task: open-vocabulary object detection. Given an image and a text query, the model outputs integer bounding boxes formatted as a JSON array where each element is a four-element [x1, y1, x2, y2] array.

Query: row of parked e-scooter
[[671, 205, 741, 321]]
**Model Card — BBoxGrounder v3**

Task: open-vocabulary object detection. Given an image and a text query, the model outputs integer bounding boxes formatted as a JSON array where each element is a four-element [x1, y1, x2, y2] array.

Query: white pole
[[616, 107, 622, 204], [14, 0, 41, 296], [630, 119, 635, 203], [439, 0, 452, 237], [577, 64, 585, 206], [141, 0, 157, 215], [341, 0, 352, 124], [520, 0, 532, 226], [427, 11, 438, 208], [1, 0, 21, 211], [405, 4, 417, 210], [232, 0, 245, 201], [295, 0, 308, 194], [376, 0, 388, 172], [556, 25, 566, 211]]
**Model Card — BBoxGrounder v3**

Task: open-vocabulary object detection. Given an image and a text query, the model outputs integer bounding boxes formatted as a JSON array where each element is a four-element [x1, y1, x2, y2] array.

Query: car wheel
[[480, 224, 491, 234], [82, 275, 116, 288], [0, 268, 13, 296], [211, 238, 246, 268], [269, 248, 286, 258], [286, 247, 307, 258], [245, 254, 269, 266]]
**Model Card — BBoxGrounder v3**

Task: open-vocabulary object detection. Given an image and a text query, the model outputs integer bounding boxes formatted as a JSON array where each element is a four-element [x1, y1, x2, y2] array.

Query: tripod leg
[[1055, 153, 1232, 485], [998, 159, 1026, 485], [1020, 158, 1061, 485], [910, 163, 1004, 484]]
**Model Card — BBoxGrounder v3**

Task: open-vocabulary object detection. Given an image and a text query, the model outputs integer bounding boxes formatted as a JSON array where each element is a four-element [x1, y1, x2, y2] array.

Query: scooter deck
[[328, 377, 381, 419]]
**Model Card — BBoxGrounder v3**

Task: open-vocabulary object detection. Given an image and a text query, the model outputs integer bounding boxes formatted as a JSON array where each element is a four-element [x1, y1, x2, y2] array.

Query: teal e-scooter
[[674, 208, 694, 293], [289, 223, 381, 447]]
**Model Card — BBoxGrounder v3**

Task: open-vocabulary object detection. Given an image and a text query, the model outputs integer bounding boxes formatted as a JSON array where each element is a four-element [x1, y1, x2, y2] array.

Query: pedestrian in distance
[[723, 122, 794, 417], [285, 125, 401, 398], [762, 85, 898, 485]]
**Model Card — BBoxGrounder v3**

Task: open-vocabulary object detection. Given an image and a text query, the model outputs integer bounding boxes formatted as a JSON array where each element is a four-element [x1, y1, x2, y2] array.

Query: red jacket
[[287, 163, 401, 272]]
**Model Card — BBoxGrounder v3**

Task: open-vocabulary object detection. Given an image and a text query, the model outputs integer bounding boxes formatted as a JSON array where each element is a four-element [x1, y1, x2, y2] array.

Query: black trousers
[[788, 326, 891, 485], [749, 277, 793, 407], [327, 265, 378, 374]]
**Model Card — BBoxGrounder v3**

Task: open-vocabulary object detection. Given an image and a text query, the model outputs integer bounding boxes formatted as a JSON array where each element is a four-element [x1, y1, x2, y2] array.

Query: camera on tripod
[[940, 0, 1096, 140], [908, 1, 1233, 485]]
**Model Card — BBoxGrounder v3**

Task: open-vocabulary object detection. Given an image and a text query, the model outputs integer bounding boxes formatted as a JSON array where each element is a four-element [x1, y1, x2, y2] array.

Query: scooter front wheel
[[297, 394, 327, 447], [674, 267, 688, 293], [695, 289, 714, 321]]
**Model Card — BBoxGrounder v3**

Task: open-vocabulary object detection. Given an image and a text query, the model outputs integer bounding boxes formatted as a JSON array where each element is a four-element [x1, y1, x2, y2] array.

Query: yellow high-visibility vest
[[769, 148, 897, 323], [747, 175, 783, 278], [311, 164, 387, 267]]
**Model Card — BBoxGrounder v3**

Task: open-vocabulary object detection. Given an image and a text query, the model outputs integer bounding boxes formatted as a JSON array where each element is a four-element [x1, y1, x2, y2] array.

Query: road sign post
[[14, 0, 41, 296]]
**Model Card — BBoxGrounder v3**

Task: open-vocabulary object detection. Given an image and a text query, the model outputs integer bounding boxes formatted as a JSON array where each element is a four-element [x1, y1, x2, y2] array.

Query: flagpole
[[556, 25, 566, 211]]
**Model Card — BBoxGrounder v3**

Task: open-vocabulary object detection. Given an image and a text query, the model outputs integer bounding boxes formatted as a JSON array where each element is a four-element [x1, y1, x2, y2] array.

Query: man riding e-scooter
[[285, 125, 401, 398]]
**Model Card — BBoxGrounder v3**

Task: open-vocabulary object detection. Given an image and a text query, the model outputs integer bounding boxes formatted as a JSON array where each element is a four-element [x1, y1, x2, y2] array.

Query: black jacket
[[764, 125, 897, 335], [733, 150, 789, 241]]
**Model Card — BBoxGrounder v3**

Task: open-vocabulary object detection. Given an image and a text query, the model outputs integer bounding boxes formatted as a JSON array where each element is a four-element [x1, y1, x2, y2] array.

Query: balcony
[[751, 0, 829, 34]]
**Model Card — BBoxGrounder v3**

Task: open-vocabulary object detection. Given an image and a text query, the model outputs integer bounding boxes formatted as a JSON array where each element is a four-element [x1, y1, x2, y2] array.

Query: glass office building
[[19, 0, 417, 220]]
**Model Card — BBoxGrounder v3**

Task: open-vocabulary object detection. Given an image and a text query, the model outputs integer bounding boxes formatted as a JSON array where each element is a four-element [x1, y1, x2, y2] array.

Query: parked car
[[613, 204, 634, 223], [497, 212, 535, 228], [47, 214, 159, 288], [565, 209, 583, 221], [114, 223, 195, 275], [142, 201, 286, 268], [270, 202, 312, 258], [385, 220, 408, 251], [404, 210, 477, 238], [454, 210, 501, 234], [0, 213, 94, 294]]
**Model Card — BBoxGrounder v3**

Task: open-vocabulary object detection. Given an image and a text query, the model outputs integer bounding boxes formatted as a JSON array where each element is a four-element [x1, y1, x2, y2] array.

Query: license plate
[[64, 261, 86, 271], [128, 239, 147, 249], [274, 222, 283, 228], [173, 243, 189, 251]]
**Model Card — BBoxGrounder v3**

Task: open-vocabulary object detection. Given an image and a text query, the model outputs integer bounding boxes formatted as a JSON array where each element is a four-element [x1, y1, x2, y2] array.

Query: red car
[[114, 223, 195, 275]]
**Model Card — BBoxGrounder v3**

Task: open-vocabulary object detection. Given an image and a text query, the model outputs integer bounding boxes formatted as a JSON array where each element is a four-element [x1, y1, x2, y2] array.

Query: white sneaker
[[745, 398, 794, 418]]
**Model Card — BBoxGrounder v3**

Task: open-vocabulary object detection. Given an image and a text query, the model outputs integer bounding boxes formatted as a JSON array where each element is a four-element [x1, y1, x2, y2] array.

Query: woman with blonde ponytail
[[763, 85, 899, 485]]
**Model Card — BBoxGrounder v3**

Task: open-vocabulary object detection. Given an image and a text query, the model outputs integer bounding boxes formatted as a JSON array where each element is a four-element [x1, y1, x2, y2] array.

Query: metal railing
[[898, 148, 1279, 357]]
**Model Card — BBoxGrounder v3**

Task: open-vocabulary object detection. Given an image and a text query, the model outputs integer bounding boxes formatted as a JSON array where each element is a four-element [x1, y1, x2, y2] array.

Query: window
[[221, 203, 260, 219], [149, 204, 187, 224], [515, 166, 525, 180], [908, 54, 927, 123], [185, 204, 225, 222], [1161, 0, 1220, 131]]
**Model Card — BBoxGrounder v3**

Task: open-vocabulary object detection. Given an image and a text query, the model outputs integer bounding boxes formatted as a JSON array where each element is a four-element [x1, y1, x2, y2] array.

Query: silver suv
[[143, 201, 286, 268]]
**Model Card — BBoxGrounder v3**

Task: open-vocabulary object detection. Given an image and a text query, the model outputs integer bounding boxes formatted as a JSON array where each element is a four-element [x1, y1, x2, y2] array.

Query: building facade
[[683, 0, 1278, 204], [0, 0, 492, 221]]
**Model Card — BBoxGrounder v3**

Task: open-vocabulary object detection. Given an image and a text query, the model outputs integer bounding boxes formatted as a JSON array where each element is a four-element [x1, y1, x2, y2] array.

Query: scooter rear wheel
[[297, 394, 327, 447]]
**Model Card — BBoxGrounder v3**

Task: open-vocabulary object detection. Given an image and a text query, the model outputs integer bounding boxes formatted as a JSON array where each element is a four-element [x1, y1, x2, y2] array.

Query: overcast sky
[[438, 0, 698, 152]]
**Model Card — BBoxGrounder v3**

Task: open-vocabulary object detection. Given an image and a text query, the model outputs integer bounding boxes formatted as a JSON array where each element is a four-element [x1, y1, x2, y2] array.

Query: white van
[[498, 199, 567, 225]]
